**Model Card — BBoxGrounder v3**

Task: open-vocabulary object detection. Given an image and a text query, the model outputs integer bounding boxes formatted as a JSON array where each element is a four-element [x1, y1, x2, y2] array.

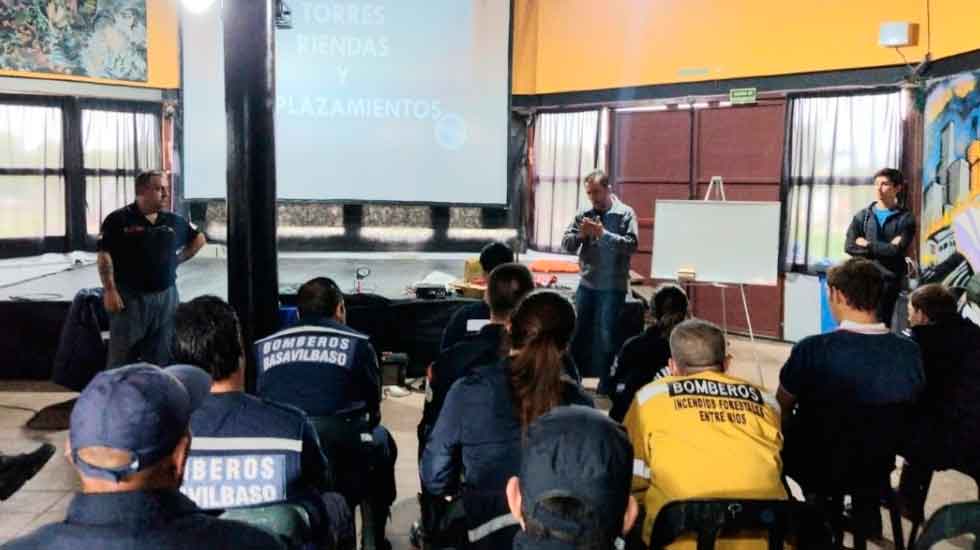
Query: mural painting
[[0, 0, 148, 82], [920, 70, 980, 324]]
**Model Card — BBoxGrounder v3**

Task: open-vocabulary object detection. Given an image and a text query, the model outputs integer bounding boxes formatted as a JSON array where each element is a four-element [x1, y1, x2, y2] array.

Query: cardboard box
[[450, 280, 486, 299], [463, 257, 484, 283]]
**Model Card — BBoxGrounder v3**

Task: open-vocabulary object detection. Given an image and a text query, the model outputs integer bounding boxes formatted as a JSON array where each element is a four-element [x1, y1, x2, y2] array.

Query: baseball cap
[[520, 406, 633, 543], [70, 363, 212, 482]]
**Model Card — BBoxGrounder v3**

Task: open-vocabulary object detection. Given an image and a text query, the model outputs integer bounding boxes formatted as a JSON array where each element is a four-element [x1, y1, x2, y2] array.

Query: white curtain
[[783, 92, 902, 272], [531, 110, 601, 252], [82, 109, 161, 235], [0, 103, 64, 240]]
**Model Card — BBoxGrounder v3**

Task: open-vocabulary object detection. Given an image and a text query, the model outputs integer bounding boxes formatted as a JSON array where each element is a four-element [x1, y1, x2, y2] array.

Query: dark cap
[[70, 363, 211, 482], [520, 406, 633, 541]]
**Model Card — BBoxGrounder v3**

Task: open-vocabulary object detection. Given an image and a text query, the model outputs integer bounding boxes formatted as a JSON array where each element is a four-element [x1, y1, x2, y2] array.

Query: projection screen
[[182, 1, 512, 204]]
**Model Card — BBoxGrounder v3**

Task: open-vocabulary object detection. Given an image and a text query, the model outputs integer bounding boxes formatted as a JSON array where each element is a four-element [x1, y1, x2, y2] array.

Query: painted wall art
[[920, 70, 980, 324], [0, 0, 148, 82]]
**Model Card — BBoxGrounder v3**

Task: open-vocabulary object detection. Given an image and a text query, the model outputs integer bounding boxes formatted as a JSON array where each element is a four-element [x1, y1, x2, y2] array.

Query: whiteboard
[[651, 200, 780, 285]]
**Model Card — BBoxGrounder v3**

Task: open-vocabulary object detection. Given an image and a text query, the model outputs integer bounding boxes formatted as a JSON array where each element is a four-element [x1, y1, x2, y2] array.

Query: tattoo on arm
[[97, 253, 116, 290]]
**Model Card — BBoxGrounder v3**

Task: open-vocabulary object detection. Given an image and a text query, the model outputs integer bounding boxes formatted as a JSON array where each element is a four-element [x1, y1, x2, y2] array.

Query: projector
[[415, 284, 448, 300]]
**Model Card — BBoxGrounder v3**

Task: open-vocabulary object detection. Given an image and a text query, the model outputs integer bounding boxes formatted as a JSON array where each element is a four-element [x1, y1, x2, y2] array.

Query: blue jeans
[[107, 286, 178, 368], [572, 286, 625, 393]]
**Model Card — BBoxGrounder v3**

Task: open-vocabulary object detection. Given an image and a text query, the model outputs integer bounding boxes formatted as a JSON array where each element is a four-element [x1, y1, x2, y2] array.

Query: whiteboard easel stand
[[701, 177, 764, 386]]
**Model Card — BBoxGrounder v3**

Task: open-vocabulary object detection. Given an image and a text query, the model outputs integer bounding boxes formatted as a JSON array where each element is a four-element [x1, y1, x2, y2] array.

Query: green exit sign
[[729, 88, 757, 104]]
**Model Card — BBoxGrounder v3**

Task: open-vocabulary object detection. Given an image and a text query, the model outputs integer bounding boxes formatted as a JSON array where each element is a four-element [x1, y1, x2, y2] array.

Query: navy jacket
[[184, 391, 331, 510], [421, 359, 594, 497], [421, 324, 582, 450], [440, 301, 490, 352], [52, 287, 109, 392], [2, 489, 285, 550], [844, 203, 916, 280], [905, 314, 980, 470], [608, 327, 672, 422], [256, 317, 381, 420]]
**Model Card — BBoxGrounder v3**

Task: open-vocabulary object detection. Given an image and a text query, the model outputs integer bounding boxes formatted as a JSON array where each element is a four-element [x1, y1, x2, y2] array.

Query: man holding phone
[[561, 170, 638, 394]]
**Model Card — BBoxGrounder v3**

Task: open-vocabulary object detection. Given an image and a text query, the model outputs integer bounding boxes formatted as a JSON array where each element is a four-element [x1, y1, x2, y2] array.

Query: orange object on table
[[528, 260, 580, 274]]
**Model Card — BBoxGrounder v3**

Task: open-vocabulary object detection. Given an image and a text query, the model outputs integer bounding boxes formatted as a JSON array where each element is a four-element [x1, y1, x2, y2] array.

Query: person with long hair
[[608, 284, 689, 422], [420, 290, 593, 549]]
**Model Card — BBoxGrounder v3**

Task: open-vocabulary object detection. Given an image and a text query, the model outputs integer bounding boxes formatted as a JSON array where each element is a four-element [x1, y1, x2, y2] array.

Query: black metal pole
[[62, 96, 87, 252], [223, 0, 279, 393]]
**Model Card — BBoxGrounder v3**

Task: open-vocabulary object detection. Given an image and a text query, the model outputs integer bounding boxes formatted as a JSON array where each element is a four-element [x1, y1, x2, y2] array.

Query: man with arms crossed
[[844, 168, 916, 327], [97, 170, 206, 367]]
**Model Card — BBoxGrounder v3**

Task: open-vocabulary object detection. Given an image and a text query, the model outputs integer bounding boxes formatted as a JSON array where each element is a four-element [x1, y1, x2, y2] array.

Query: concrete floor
[[1, 336, 977, 548]]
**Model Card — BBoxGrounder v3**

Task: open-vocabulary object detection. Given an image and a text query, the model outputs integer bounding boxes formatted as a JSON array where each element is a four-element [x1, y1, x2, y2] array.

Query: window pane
[[0, 175, 65, 238], [86, 175, 135, 235], [82, 109, 161, 171], [83, 110, 136, 171], [0, 104, 63, 168], [82, 108, 161, 235], [136, 112, 161, 170]]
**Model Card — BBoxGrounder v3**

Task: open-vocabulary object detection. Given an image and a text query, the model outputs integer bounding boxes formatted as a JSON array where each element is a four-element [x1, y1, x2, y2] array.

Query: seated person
[[777, 258, 924, 496], [256, 277, 396, 550], [898, 284, 980, 516], [624, 319, 786, 548], [609, 283, 689, 422], [0, 444, 55, 501], [441, 241, 514, 351], [4, 364, 286, 550], [421, 290, 594, 549], [419, 263, 535, 449], [174, 295, 354, 549], [506, 406, 639, 550]]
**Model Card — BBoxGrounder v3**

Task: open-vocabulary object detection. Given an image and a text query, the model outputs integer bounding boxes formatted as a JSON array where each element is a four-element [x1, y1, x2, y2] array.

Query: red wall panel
[[614, 110, 692, 278], [613, 102, 787, 338]]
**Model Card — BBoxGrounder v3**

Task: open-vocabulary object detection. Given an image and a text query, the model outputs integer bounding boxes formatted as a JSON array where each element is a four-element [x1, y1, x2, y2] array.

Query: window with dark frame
[[0, 95, 162, 258]]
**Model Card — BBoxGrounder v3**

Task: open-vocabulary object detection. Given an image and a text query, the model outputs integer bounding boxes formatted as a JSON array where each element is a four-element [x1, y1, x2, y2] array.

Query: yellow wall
[[0, 0, 180, 89], [513, 0, 980, 95]]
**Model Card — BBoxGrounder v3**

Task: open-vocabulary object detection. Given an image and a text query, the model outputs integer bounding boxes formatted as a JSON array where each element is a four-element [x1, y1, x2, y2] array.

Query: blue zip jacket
[[256, 316, 381, 419], [421, 358, 594, 497]]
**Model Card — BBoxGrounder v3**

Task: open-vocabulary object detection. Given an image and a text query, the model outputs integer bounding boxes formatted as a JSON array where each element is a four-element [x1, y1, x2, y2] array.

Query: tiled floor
[[1, 336, 977, 549]]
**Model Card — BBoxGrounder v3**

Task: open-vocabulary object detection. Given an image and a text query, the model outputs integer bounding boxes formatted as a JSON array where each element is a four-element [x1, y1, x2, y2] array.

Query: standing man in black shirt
[[97, 170, 206, 367], [844, 168, 916, 327]]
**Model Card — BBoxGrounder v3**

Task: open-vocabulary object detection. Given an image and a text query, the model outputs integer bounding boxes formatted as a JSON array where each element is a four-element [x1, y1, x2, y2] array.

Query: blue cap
[[520, 406, 633, 541], [70, 363, 211, 482]]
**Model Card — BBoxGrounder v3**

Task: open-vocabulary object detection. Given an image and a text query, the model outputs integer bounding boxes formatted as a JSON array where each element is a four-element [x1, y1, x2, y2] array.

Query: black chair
[[416, 491, 468, 549], [310, 415, 382, 550], [647, 499, 834, 550], [905, 467, 980, 547], [782, 402, 909, 550], [912, 501, 980, 550], [220, 503, 313, 549]]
